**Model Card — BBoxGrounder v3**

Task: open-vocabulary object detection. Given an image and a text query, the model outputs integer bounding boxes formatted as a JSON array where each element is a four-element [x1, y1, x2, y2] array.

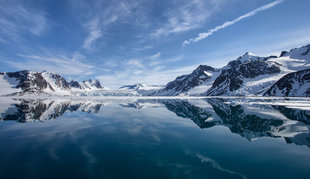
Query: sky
[[0, 0, 310, 88]]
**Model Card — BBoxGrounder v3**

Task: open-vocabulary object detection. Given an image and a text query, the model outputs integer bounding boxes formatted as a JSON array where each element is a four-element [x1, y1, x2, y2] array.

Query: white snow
[[238, 52, 261, 63], [41, 72, 71, 95], [0, 74, 21, 96], [231, 73, 287, 96], [186, 70, 221, 96]]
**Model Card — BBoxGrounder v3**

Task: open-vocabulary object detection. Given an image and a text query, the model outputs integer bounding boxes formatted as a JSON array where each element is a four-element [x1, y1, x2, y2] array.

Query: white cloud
[[134, 45, 153, 51], [76, 0, 142, 50], [150, 52, 161, 60], [152, 0, 225, 37], [0, 0, 47, 42], [195, 153, 247, 179], [5, 52, 94, 76], [127, 59, 145, 69], [97, 64, 197, 88], [82, 18, 103, 49], [183, 0, 284, 46]]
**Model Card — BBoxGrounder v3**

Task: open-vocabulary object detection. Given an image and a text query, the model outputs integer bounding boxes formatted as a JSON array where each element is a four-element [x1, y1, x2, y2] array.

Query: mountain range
[[1, 44, 310, 97], [0, 71, 105, 96], [154, 44, 310, 97]]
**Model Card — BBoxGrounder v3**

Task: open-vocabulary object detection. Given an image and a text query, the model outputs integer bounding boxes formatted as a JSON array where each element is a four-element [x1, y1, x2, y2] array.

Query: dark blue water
[[0, 98, 310, 179]]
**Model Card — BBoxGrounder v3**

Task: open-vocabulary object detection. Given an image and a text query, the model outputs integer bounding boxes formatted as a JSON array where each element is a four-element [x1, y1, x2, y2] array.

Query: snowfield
[[0, 74, 21, 96]]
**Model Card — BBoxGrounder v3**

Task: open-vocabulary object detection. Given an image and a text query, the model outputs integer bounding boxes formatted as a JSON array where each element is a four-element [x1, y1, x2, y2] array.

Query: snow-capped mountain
[[205, 44, 310, 96], [152, 44, 310, 97], [153, 65, 220, 96], [0, 70, 104, 96], [120, 83, 147, 90], [264, 68, 310, 97], [119, 83, 162, 96], [204, 53, 281, 96], [1, 44, 310, 97], [69, 79, 104, 91]]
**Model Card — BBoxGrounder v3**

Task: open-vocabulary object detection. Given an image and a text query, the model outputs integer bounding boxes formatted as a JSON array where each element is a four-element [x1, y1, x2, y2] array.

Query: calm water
[[0, 97, 310, 179]]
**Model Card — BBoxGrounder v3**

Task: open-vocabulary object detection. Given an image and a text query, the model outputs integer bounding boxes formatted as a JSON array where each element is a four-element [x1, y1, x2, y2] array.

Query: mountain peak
[[244, 52, 256, 56], [235, 52, 261, 64], [196, 65, 215, 72], [120, 83, 147, 90]]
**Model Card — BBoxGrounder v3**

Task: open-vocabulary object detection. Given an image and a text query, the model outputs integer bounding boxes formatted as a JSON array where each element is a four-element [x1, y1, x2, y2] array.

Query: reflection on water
[[1, 98, 310, 147], [1, 97, 310, 178]]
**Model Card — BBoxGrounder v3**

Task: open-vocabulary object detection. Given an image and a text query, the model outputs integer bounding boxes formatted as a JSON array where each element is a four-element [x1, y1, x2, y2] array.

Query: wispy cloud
[[133, 45, 153, 51], [195, 153, 247, 179], [183, 0, 284, 46], [150, 52, 161, 60], [0, 0, 47, 42], [152, 0, 225, 37], [127, 59, 145, 69], [74, 0, 142, 50], [5, 52, 94, 76], [97, 63, 195, 88]]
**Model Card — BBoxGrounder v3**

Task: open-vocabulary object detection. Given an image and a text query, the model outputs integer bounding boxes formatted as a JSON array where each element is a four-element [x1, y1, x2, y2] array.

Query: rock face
[[264, 68, 310, 97], [0, 70, 104, 96], [205, 53, 281, 96], [82, 79, 103, 89], [154, 65, 219, 96], [3, 70, 51, 94]]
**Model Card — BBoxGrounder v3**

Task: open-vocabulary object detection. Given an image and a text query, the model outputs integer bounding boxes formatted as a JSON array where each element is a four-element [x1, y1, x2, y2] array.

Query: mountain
[[0, 70, 104, 96], [1, 44, 310, 97], [153, 65, 220, 96], [204, 53, 281, 96], [152, 44, 310, 97], [69, 79, 104, 91], [264, 68, 310, 97], [120, 83, 148, 90], [204, 44, 310, 96], [119, 83, 162, 96]]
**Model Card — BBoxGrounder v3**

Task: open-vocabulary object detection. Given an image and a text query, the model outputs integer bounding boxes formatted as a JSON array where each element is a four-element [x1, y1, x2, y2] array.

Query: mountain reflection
[[0, 99, 103, 122], [1, 98, 310, 147]]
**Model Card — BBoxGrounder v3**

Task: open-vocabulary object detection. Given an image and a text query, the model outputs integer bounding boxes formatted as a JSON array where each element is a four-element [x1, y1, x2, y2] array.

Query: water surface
[[0, 97, 310, 179]]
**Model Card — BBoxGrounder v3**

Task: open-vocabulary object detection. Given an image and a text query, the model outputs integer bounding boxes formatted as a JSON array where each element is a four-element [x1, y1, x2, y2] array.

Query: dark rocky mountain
[[204, 53, 281, 96], [69, 80, 83, 89], [151, 44, 310, 97], [0, 70, 52, 95], [264, 68, 310, 97], [41, 72, 71, 91], [153, 65, 218, 96], [82, 79, 103, 89], [0, 70, 104, 96]]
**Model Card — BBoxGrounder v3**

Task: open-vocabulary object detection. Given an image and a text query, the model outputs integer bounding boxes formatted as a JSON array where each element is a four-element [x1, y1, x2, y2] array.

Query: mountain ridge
[[154, 44, 310, 97], [0, 70, 104, 96], [1, 44, 310, 97]]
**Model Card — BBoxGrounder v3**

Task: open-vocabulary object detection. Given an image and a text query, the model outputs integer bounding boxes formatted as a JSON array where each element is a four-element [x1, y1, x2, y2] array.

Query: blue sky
[[0, 0, 310, 88]]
